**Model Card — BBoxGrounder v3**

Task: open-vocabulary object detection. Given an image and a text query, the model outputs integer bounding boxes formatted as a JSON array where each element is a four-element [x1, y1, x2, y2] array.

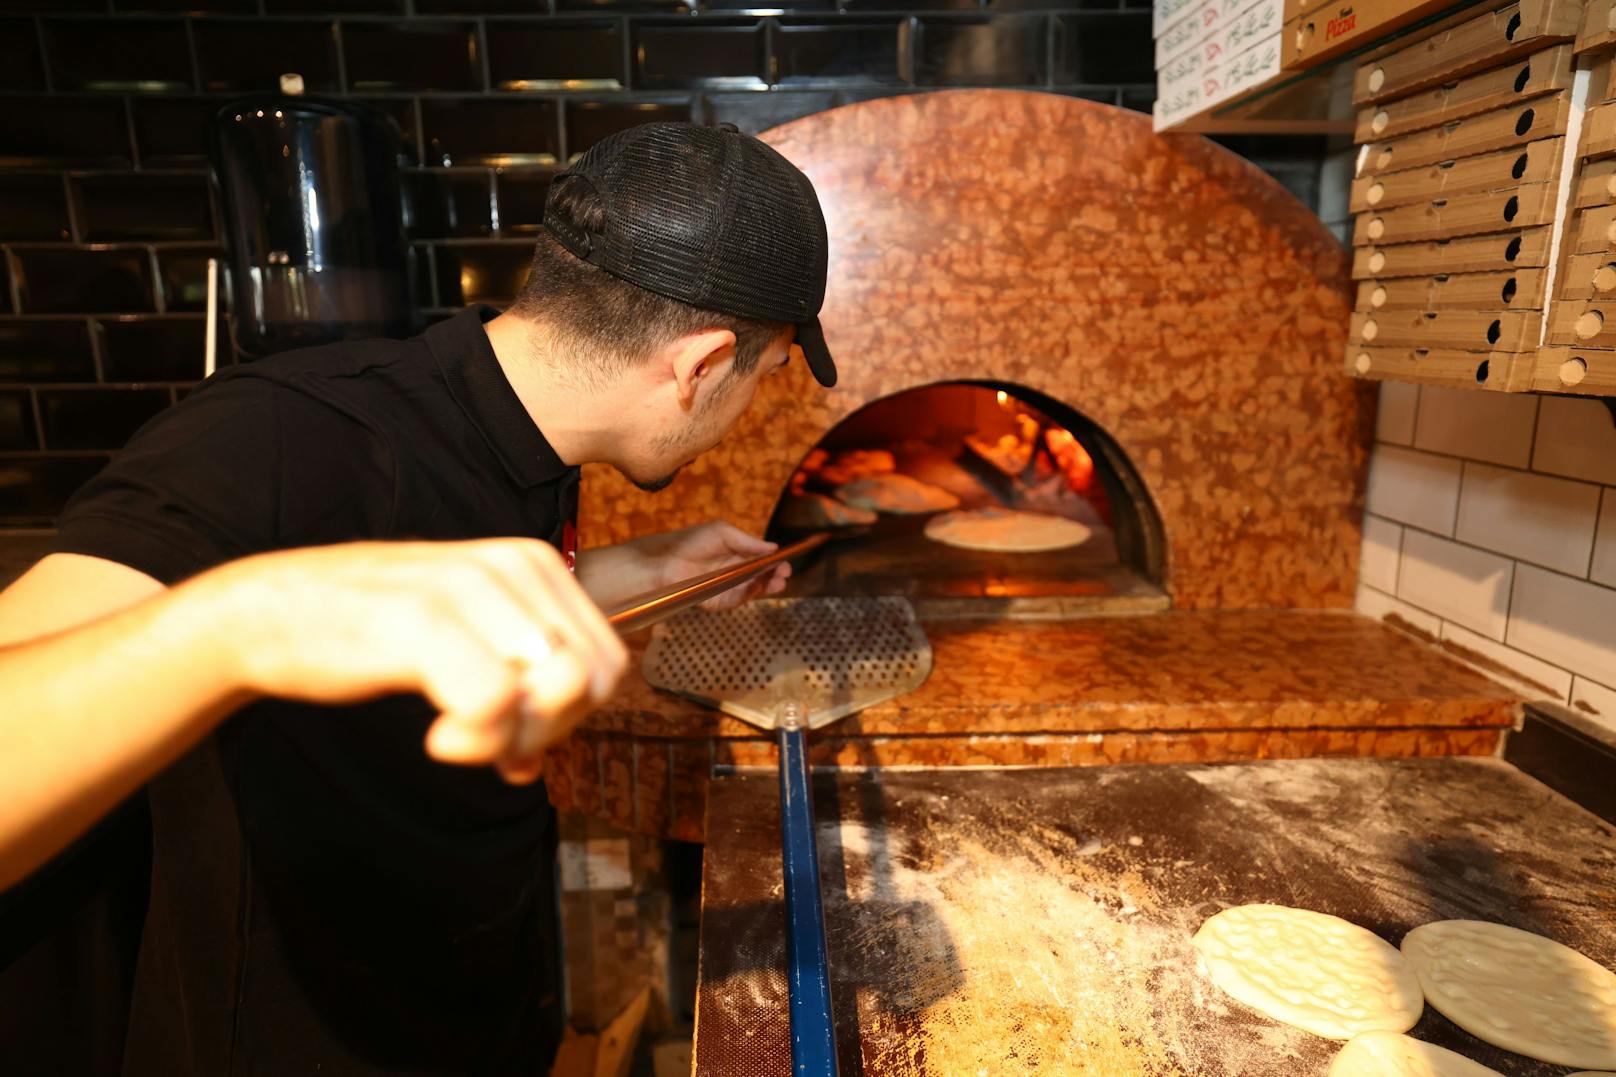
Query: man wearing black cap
[[0, 122, 837, 1074]]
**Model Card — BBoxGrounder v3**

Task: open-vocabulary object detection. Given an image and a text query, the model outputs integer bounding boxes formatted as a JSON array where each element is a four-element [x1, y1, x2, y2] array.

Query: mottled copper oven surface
[[545, 611, 1519, 840], [692, 760, 1616, 1076], [576, 89, 1364, 611]]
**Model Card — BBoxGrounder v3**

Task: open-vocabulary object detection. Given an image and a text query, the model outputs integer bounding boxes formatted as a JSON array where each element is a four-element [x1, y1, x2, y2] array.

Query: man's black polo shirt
[[53, 307, 576, 1075]]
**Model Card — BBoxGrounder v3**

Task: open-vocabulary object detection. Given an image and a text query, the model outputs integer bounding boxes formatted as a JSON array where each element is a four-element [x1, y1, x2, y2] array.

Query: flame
[[1044, 427, 1094, 492], [995, 389, 1011, 409]]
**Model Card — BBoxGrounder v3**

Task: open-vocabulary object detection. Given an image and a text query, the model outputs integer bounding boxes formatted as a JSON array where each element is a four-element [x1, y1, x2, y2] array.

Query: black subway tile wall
[[38, 387, 171, 451], [0, 97, 132, 166], [44, 19, 194, 93], [344, 21, 484, 92], [13, 249, 157, 315], [0, 18, 46, 91], [99, 317, 209, 383], [72, 174, 214, 242], [194, 20, 342, 94], [0, 321, 96, 383], [487, 19, 624, 90], [0, 176, 70, 242], [495, 169, 555, 232], [633, 20, 768, 90], [915, 15, 1048, 86], [0, 2, 1328, 526]]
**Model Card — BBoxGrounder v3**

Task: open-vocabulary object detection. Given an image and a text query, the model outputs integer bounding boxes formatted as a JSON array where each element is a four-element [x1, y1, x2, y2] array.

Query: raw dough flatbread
[[835, 473, 959, 515], [1327, 1031, 1502, 1076], [1401, 920, 1616, 1069], [1193, 904, 1424, 1040], [774, 492, 877, 530], [924, 508, 1093, 553]]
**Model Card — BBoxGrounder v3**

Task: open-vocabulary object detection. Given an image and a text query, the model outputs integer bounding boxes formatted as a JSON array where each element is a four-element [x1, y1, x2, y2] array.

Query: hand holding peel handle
[[210, 538, 629, 784], [0, 520, 799, 891], [0, 537, 626, 891]]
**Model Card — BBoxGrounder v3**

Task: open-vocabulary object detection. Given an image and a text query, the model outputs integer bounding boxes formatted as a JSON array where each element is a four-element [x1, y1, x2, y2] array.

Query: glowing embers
[[780, 385, 1112, 533], [766, 383, 1167, 616]]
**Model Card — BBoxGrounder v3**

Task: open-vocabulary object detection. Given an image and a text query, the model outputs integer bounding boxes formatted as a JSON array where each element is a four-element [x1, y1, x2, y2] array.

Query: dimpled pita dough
[[1401, 921, 1616, 1070], [1193, 905, 1423, 1039], [1327, 1031, 1503, 1076]]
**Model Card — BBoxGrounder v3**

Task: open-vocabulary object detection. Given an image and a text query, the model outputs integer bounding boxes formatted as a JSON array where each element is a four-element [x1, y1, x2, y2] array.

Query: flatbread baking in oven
[[835, 473, 960, 515], [923, 508, 1093, 553]]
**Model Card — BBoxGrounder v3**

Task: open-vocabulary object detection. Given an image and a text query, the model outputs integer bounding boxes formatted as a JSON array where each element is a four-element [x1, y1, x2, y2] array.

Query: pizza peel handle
[[641, 598, 931, 1076], [778, 703, 837, 1077]]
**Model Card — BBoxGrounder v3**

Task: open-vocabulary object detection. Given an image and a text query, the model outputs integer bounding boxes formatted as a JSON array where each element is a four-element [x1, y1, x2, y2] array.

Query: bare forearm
[[0, 575, 248, 891], [573, 538, 661, 609]]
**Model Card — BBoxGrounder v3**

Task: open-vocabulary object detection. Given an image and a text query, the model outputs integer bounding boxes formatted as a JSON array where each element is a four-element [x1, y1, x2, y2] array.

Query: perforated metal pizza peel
[[641, 596, 933, 731]]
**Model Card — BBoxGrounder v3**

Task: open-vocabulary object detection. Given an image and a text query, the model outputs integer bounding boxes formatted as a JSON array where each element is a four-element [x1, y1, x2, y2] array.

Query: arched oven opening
[[765, 381, 1168, 617]]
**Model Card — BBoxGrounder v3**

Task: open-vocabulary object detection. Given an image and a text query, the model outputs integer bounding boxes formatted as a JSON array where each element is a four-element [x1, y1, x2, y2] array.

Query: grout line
[[88, 317, 106, 384], [28, 387, 44, 452], [3, 250, 22, 314], [424, 242, 440, 309], [60, 173, 81, 245], [1376, 434, 1603, 488], [412, 95, 427, 166], [620, 14, 633, 94], [182, 18, 202, 94], [334, 20, 350, 95], [1392, 516, 1404, 596], [122, 95, 142, 171], [33, 16, 52, 94], [477, 17, 492, 94], [1590, 486, 1608, 583], [1525, 387, 1543, 472], [1397, 514, 1615, 597], [147, 247, 165, 314]]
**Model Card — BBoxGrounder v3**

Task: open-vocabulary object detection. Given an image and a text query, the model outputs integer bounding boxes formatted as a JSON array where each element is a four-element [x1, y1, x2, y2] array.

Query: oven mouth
[[764, 380, 1168, 619]]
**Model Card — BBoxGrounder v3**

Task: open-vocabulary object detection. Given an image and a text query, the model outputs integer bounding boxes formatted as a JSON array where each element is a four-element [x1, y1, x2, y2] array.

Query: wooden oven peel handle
[[603, 530, 839, 635]]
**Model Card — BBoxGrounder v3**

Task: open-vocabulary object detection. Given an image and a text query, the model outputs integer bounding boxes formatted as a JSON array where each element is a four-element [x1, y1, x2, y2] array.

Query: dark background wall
[[0, 0, 1327, 530]]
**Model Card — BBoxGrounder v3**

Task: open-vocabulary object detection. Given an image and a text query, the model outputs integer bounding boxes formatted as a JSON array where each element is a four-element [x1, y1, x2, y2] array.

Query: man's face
[[619, 329, 795, 492]]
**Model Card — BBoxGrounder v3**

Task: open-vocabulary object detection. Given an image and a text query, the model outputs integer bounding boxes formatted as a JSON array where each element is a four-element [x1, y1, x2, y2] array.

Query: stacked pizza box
[[1153, 0, 1285, 132], [1345, 0, 1585, 392], [1538, 0, 1616, 394]]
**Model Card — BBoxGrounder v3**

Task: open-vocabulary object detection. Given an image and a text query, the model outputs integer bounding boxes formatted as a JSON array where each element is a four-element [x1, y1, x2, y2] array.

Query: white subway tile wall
[[1359, 513, 1401, 593], [1439, 621, 1573, 700], [1365, 444, 1462, 535], [1397, 528, 1513, 640], [1355, 583, 1442, 639], [1593, 491, 1616, 588], [1532, 397, 1616, 485], [1414, 386, 1537, 468], [1571, 676, 1616, 732], [1454, 463, 1600, 576], [1356, 384, 1616, 704], [1375, 380, 1419, 446], [1506, 564, 1616, 685]]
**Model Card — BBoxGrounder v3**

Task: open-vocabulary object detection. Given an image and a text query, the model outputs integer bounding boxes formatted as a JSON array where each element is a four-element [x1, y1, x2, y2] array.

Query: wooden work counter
[[691, 758, 1616, 1075]]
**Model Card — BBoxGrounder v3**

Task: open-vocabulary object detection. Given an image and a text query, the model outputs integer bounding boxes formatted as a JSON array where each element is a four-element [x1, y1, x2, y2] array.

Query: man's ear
[[669, 328, 738, 409]]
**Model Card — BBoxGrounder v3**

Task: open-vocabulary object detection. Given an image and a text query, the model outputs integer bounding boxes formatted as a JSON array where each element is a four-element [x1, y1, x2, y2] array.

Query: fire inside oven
[[765, 381, 1167, 616]]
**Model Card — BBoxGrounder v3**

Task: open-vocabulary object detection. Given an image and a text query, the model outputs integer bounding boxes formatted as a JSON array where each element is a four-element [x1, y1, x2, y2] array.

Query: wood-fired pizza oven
[[543, 89, 1521, 841]]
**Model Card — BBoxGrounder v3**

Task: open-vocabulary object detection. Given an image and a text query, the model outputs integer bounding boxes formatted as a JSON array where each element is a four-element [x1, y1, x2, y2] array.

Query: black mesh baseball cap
[[541, 122, 837, 388]]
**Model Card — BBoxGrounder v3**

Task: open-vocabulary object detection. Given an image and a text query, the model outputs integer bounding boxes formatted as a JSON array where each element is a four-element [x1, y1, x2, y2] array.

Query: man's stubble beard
[[628, 373, 737, 493]]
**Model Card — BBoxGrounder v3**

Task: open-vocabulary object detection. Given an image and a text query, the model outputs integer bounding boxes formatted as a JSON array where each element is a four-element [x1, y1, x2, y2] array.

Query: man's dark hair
[[514, 177, 788, 380]]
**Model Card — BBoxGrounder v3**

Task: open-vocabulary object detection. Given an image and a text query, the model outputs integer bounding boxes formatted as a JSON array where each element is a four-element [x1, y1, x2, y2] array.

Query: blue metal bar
[[778, 723, 839, 1077]]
